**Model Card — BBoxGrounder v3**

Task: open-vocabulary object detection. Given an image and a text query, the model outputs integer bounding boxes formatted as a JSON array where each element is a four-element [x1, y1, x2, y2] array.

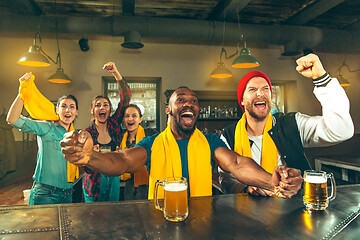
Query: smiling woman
[[6, 72, 79, 205], [120, 104, 158, 200], [82, 62, 131, 203]]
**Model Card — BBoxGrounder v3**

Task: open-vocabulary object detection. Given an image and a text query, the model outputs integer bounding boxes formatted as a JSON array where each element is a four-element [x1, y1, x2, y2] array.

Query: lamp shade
[[337, 74, 350, 87], [232, 48, 260, 68], [211, 62, 232, 78], [121, 30, 144, 49], [48, 68, 71, 83], [17, 45, 50, 67]]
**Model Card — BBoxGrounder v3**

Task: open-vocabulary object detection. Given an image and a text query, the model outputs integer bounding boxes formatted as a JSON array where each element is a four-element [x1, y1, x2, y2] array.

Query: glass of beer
[[154, 177, 188, 222], [303, 170, 336, 211]]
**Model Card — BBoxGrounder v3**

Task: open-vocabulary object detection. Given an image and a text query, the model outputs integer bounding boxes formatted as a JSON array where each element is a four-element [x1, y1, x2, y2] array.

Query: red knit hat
[[237, 71, 272, 110]]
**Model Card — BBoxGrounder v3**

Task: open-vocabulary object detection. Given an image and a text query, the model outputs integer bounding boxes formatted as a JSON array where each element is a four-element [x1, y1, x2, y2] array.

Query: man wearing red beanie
[[219, 53, 354, 196]]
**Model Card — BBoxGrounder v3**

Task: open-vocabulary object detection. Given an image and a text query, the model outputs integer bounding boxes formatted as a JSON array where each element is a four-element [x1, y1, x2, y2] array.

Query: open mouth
[[64, 114, 72, 120], [127, 122, 135, 126], [98, 112, 108, 120], [180, 110, 195, 126], [254, 101, 267, 110]]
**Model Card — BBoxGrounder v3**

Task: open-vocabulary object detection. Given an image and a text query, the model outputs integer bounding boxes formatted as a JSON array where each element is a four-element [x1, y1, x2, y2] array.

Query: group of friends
[[6, 53, 354, 205]]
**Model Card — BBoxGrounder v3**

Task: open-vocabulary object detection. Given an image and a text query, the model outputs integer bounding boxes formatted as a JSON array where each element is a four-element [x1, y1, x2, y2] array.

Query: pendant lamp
[[17, 33, 50, 67], [336, 57, 360, 88], [210, 3, 260, 78], [210, 8, 232, 79], [48, 68, 71, 83], [336, 74, 350, 87], [211, 48, 232, 78], [232, 47, 260, 68], [211, 62, 233, 78], [48, 7, 71, 84]]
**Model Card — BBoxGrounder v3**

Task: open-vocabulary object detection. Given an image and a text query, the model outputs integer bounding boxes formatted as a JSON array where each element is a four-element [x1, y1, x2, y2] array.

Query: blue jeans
[[83, 175, 120, 202], [28, 182, 73, 205]]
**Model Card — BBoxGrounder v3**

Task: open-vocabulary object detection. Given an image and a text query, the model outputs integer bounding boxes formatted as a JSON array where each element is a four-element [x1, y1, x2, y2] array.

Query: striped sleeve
[[312, 72, 331, 87]]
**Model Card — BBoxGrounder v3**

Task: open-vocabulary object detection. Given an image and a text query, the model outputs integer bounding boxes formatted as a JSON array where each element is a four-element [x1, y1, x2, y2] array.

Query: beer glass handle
[[154, 180, 164, 211], [327, 173, 336, 202]]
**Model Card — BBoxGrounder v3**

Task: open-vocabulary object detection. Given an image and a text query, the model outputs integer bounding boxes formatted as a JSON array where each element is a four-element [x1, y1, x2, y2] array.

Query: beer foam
[[305, 175, 326, 184], [164, 183, 187, 192]]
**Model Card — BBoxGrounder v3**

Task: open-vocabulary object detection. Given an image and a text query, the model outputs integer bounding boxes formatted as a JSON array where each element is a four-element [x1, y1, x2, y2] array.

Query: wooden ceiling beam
[[5, 0, 42, 15], [207, 0, 251, 22], [285, 0, 345, 25], [122, 0, 134, 16]]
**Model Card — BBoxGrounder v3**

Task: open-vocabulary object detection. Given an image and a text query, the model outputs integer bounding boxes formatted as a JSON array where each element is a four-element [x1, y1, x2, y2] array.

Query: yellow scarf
[[119, 125, 149, 186], [234, 113, 278, 173], [19, 73, 79, 183], [148, 123, 212, 199]]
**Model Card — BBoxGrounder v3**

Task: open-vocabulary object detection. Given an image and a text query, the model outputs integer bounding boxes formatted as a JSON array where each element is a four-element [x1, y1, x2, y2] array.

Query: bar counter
[[1, 184, 359, 239]]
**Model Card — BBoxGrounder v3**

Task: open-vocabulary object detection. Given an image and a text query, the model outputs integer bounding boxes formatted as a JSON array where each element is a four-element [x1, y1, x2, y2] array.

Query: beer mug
[[154, 177, 188, 222], [303, 170, 336, 211]]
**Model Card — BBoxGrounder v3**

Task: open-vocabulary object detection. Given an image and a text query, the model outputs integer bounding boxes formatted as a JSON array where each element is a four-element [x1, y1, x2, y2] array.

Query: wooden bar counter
[[1, 184, 359, 239]]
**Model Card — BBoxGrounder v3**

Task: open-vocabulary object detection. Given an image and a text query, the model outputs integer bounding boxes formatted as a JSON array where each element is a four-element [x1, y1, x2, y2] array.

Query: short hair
[[57, 95, 78, 109], [165, 86, 194, 106]]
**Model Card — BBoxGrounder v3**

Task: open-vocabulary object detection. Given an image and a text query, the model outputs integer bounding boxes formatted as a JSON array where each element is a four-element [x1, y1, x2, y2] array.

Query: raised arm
[[6, 73, 32, 124], [295, 54, 354, 147], [60, 130, 147, 176], [296, 53, 326, 79], [103, 62, 123, 81], [214, 147, 303, 198], [103, 62, 131, 121]]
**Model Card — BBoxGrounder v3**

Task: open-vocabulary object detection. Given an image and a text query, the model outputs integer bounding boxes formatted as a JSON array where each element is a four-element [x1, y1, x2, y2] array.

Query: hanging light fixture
[[336, 74, 350, 87], [48, 68, 71, 83], [211, 48, 233, 78], [48, 0, 71, 83], [210, 3, 232, 78], [17, 1, 71, 83], [47, 35, 71, 83], [232, 36, 260, 68], [231, 5, 259, 69], [17, 15, 50, 67], [210, 1, 259, 77], [336, 57, 360, 88]]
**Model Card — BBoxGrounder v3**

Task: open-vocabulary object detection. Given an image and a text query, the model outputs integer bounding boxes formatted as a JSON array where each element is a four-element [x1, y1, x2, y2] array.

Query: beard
[[245, 99, 271, 121], [170, 110, 197, 137]]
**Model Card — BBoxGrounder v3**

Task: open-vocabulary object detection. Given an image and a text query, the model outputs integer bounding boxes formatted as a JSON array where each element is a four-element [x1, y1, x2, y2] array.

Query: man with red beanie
[[219, 53, 354, 196]]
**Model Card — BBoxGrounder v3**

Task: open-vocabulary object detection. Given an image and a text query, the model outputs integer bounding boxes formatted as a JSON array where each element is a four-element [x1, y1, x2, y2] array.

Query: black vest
[[222, 112, 311, 173]]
